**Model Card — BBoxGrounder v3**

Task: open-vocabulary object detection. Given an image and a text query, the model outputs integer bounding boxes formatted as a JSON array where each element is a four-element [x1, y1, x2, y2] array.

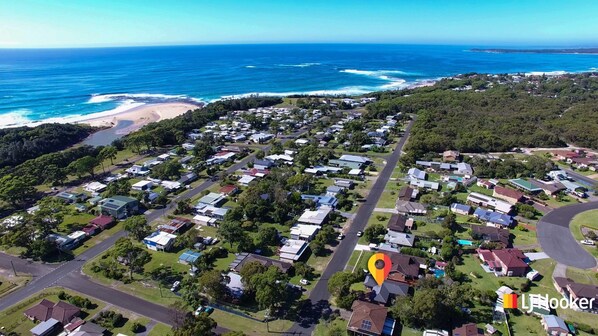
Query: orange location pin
[[368, 252, 391, 286]]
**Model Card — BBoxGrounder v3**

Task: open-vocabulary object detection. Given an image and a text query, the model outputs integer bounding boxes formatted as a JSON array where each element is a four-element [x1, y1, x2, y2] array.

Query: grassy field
[[313, 317, 347, 336], [210, 309, 294, 335], [0, 287, 106, 335], [565, 267, 598, 286], [148, 322, 173, 336], [0, 274, 31, 298], [569, 210, 598, 257], [71, 222, 125, 256]]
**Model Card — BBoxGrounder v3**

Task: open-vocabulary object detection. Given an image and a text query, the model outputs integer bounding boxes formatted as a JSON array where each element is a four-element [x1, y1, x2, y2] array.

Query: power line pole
[[10, 260, 17, 276]]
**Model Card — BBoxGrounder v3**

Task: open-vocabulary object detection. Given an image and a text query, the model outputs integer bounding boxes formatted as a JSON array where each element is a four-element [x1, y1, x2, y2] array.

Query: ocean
[[1, 44, 597, 127]]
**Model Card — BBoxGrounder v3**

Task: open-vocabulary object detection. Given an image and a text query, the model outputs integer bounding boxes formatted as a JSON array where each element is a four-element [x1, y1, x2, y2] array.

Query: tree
[[255, 150, 265, 160], [112, 238, 151, 280], [250, 267, 288, 310], [256, 226, 279, 247], [310, 239, 326, 256], [198, 269, 227, 301], [173, 314, 216, 336], [440, 235, 459, 261], [151, 160, 183, 180], [0, 174, 36, 207], [43, 164, 67, 186], [223, 331, 247, 336], [68, 155, 98, 178], [175, 199, 193, 215], [26, 239, 57, 261], [217, 220, 244, 248], [364, 224, 386, 243], [441, 212, 457, 230], [175, 227, 198, 249], [31, 197, 67, 236], [100, 145, 118, 165], [239, 261, 267, 292], [122, 215, 150, 241], [327, 272, 356, 298], [293, 262, 315, 280], [102, 179, 131, 197]]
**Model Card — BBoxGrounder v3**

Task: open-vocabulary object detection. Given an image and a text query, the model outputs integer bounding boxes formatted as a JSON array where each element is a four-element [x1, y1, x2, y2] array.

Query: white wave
[[341, 69, 415, 77], [245, 65, 257, 68], [0, 109, 33, 127], [524, 70, 568, 76], [277, 63, 321, 68], [88, 93, 204, 104]]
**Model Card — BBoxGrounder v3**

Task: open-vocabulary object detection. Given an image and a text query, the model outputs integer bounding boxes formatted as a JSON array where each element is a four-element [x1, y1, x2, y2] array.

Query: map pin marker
[[368, 252, 391, 286]]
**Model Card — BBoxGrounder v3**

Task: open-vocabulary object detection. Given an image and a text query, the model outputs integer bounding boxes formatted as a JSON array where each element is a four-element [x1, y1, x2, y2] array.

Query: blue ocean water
[[1, 44, 597, 127]]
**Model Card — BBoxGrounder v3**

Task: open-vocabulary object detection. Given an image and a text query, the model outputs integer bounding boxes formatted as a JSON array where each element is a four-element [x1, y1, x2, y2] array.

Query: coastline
[[79, 102, 201, 134]]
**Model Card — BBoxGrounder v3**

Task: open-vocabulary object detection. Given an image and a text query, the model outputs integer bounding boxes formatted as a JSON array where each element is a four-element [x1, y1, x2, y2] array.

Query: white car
[[337, 234, 345, 240], [299, 279, 310, 285], [170, 280, 181, 292], [581, 239, 595, 246], [357, 231, 363, 237]]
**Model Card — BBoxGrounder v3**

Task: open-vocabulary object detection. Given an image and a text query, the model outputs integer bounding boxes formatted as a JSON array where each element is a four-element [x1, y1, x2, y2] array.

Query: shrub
[[131, 322, 144, 333]]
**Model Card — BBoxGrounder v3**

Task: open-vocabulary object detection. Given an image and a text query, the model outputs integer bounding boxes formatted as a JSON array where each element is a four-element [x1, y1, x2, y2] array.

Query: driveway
[[536, 201, 598, 269]]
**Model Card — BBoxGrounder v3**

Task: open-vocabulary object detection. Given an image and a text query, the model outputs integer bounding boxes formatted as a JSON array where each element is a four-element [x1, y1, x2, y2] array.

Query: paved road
[[564, 168, 597, 188], [286, 120, 413, 335], [537, 201, 598, 269]]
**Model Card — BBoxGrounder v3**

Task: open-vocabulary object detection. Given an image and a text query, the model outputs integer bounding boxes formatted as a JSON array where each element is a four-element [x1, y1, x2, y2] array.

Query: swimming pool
[[457, 239, 473, 246], [434, 269, 445, 278]]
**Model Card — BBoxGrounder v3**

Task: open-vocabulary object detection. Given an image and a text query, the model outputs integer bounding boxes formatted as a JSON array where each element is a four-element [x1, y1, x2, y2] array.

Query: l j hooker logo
[[503, 293, 596, 312]]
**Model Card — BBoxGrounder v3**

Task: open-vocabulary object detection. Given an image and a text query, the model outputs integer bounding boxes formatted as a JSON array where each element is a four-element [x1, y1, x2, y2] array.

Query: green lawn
[[0, 287, 106, 335], [0, 274, 31, 298], [313, 317, 347, 336], [148, 322, 173, 336], [71, 222, 125, 256], [210, 309, 294, 336], [58, 212, 97, 234], [511, 226, 538, 247], [569, 210, 598, 257], [565, 267, 598, 286]]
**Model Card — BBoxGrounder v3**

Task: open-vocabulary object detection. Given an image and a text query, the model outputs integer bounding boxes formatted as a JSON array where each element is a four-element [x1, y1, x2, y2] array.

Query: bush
[[58, 291, 68, 300], [131, 322, 144, 333]]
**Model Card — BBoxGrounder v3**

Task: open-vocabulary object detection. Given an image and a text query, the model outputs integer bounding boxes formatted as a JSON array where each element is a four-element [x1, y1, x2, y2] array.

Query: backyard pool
[[457, 239, 474, 246], [434, 269, 445, 278]]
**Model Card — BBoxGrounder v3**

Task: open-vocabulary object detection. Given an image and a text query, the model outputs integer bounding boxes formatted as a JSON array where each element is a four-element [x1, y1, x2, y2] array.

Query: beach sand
[[80, 102, 200, 134]]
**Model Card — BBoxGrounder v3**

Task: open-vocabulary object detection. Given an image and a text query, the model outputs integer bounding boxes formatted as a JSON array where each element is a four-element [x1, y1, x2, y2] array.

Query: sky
[[1, 0, 598, 48]]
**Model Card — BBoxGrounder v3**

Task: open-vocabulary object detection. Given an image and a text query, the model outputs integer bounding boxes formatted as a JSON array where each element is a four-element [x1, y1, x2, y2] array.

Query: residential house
[[335, 179, 355, 189], [387, 214, 408, 233], [466, 192, 513, 214], [363, 275, 410, 305], [347, 300, 396, 336], [423, 330, 449, 336], [297, 208, 331, 225], [395, 200, 427, 215], [450, 203, 472, 216], [383, 231, 415, 247], [225, 272, 245, 299], [473, 208, 514, 228], [99, 196, 139, 219], [89, 215, 115, 230], [553, 277, 573, 296], [126, 165, 150, 176], [540, 315, 571, 336], [177, 172, 198, 185], [493, 186, 525, 205], [143, 231, 177, 251], [84, 182, 107, 194], [477, 179, 495, 189], [24, 299, 80, 324], [326, 185, 345, 197], [250, 133, 274, 143], [159, 217, 192, 234], [398, 186, 416, 201], [71, 321, 106, 336], [508, 178, 543, 194], [453, 323, 484, 336], [279, 239, 308, 262], [196, 192, 226, 208], [290, 224, 321, 241], [566, 282, 598, 312], [477, 248, 528, 276], [219, 184, 239, 196], [295, 138, 310, 146], [193, 214, 218, 227], [238, 175, 257, 186], [454, 162, 474, 176], [386, 252, 426, 283], [407, 168, 427, 180], [229, 253, 292, 274], [179, 250, 201, 265], [443, 150, 460, 162], [529, 180, 566, 196], [254, 159, 274, 170], [409, 178, 440, 191], [132, 180, 154, 191], [30, 318, 61, 336], [471, 225, 510, 247], [161, 180, 182, 191], [55, 192, 86, 204], [301, 195, 338, 208]]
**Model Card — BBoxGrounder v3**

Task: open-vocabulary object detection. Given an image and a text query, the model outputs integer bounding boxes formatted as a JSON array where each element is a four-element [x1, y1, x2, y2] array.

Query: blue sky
[[1, 0, 598, 47]]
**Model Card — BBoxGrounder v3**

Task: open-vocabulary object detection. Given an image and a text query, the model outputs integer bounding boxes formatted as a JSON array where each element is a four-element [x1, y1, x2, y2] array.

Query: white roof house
[[132, 180, 154, 191], [348, 169, 363, 176], [297, 208, 331, 225], [193, 215, 218, 226], [84, 182, 107, 193], [143, 231, 177, 251], [197, 192, 226, 207], [161, 180, 182, 191], [467, 192, 513, 214], [295, 138, 310, 146], [279, 239, 308, 262], [290, 224, 321, 241], [339, 154, 370, 164], [238, 175, 256, 186], [383, 231, 415, 247]]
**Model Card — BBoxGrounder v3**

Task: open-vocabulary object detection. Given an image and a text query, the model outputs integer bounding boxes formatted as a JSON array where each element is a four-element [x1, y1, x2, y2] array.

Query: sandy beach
[[80, 102, 200, 134]]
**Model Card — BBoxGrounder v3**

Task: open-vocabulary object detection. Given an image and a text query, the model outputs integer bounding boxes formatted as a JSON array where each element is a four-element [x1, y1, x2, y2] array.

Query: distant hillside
[[471, 48, 598, 54], [365, 73, 598, 160], [0, 123, 94, 169]]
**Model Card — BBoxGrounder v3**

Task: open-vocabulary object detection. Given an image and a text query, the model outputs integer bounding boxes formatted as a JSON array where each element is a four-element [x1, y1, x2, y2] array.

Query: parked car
[[203, 306, 214, 315], [299, 279, 310, 285], [356, 231, 363, 237], [170, 281, 181, 292], [581, 239, 595, 246], [194, 306, 205, 316], [337, 234, 345, 240]]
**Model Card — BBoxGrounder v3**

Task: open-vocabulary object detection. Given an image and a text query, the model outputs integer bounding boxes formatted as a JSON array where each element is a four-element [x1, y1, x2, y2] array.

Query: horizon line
[[1, 41, 598, 50]]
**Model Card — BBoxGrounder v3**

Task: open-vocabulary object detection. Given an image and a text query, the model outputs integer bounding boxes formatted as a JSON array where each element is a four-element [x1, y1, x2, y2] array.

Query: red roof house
[[479, 248, 528, 277], [89, 215, 115, 230]]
